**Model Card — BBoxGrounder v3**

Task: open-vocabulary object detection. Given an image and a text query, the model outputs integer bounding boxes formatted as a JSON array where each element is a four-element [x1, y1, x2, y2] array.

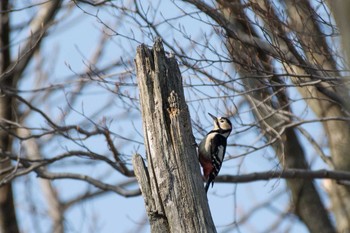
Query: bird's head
[[208, 113, 232, 136]]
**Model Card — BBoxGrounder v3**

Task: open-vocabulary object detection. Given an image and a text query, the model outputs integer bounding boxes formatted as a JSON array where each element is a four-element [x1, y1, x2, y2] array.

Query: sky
[[9, 0, 333, 232]]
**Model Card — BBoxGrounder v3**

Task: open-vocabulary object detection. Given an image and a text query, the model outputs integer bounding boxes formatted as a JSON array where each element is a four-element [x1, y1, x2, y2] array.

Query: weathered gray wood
[[132, 154, 170, 232], [133, 38, 216, 233]]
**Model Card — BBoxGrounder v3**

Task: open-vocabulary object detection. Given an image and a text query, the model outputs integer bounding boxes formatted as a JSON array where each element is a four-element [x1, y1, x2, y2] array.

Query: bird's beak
[[208, 113, 217, 120]]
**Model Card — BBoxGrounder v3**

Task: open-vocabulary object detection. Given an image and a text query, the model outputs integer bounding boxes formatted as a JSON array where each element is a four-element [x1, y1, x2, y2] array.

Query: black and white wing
[[205, 134, 227, 192]]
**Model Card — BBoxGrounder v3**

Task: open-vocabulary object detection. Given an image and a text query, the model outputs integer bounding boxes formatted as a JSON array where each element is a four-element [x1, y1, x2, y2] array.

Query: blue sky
[[9, 0, 334, 232]]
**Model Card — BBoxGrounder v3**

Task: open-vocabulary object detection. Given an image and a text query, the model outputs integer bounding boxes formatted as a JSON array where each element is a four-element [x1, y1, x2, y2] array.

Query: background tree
[[1, 0, 350, 232]]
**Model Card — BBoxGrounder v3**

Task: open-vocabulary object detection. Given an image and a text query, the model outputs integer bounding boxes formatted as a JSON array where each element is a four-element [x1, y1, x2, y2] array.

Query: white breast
[[198, 132, 218, 160]]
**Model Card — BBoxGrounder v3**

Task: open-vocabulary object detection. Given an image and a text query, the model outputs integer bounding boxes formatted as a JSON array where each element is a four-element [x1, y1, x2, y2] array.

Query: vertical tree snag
[[133, 39, 216, 233]]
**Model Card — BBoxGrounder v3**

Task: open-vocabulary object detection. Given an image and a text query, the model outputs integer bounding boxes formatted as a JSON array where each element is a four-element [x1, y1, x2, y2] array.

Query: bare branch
[[1, 0, 61, 84], [217, 169, 350, 183], [34, 170, 140, 197]]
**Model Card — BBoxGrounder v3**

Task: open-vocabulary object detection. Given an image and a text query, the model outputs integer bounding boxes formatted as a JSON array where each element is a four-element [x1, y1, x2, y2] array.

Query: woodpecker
[[198, 113, 232, 192]]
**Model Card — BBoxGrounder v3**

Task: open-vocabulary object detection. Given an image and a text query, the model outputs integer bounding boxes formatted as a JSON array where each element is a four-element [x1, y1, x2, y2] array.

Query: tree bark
[[18, 129, 64, 233], [0, 1, 19, 232], [325, 2, 350, 230], [327, 1, 350, 68], [133, 38, 216, 233]]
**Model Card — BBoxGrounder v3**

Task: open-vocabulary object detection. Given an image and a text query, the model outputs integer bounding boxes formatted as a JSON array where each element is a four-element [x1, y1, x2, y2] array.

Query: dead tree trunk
[[133, 38, 216, 233]]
